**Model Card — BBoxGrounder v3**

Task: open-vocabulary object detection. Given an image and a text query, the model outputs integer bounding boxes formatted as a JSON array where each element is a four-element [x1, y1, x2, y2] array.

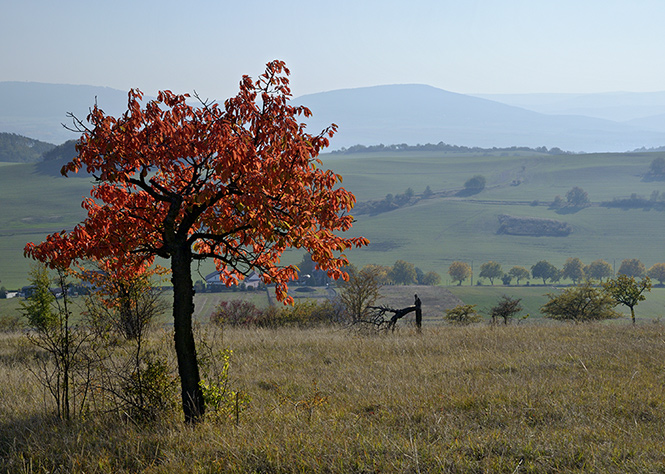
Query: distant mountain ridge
[[296, 84, 665, 152], [0, 82, 129, 144], [3, 81, 665, 152], [474, 91, 665, 123]]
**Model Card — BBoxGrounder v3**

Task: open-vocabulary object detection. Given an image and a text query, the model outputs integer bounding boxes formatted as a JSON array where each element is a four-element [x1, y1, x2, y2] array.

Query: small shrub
[[444, 304, 482, 325], [210, 299, 337, 328], [121, 353, 178, 422], [464, 175, 486, 192], [541, 281, 620, 323], [566, 186, 590, 207], [199, 348, 250, 423], [261, 300, 337, 328], [210, 300, 263, 327], [489, 295, 523, 325]]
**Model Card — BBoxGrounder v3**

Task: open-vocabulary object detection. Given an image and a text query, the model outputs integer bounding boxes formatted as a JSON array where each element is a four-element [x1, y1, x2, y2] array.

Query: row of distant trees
[[552, 184, 665, 210], [353, 187, 417, 215], [293, 254, 442, 287], [343, 259, 441, 287], [448, 258, 665, 286], [331, 142, 569, 156], [374, 260, 440, 286]]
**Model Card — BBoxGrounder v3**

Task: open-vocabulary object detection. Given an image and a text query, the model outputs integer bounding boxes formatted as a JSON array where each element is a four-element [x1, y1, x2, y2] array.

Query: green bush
[[541, 281, 620, 323], [121, 354, 178, 422], [269, 300, 336, 327], [464, 175, 486, 192], [443, 304, 482, 325], [199, 348, 250, 423]]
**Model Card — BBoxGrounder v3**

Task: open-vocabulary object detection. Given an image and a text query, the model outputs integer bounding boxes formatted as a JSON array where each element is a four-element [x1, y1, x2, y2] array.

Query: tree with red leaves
[[25, 61, 368, 422]]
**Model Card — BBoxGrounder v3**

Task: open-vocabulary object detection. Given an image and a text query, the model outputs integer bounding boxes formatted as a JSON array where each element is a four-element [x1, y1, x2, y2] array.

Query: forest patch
[[497, 214, 572, 237]]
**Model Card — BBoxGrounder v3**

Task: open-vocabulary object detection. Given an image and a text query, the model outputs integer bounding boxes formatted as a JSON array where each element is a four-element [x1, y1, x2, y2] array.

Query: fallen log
[[368, 294, 422, 332]]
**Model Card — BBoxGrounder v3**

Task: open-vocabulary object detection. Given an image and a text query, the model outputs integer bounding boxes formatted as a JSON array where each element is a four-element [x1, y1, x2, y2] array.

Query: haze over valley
[[4, 81, 665, 153]]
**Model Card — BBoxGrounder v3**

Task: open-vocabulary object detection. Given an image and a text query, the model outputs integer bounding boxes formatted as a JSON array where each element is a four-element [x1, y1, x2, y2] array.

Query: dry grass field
[[1, 322, 665, 473]]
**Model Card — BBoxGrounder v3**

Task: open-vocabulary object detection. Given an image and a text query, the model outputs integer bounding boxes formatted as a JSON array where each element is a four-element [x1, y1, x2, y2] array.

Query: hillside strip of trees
[[330, 142, 571, 155]]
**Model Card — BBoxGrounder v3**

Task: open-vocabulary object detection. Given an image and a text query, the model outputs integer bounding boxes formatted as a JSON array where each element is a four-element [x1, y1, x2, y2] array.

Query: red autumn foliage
[[24, 60, 368, 421]]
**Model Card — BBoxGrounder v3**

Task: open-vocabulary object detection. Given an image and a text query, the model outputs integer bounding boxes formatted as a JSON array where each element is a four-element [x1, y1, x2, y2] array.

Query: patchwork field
[[322, 150, 665, 276], [2, 149, 665, 291]]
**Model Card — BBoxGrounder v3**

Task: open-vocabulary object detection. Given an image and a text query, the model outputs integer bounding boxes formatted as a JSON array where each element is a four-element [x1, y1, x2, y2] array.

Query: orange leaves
[[24, 60, 368, 302]]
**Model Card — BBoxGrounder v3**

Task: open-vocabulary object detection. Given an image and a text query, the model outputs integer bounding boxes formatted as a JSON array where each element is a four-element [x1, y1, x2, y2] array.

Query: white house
[[204, 270, 262, 289]]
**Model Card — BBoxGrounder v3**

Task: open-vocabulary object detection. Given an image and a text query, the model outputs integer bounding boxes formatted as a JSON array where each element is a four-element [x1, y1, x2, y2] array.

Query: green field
[[0, 162, 91, 289], [2, 150, 665, 289], [321, 150, 665, 276]]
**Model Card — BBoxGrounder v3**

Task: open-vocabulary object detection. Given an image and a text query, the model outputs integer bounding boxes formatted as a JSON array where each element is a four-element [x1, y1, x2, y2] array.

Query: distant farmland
[[3, 150, 665, 290], [320, 150, 665, 280]]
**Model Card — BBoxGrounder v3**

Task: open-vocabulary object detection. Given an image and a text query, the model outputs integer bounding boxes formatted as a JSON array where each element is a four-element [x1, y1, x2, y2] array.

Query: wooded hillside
[[0, 132, 54, 163]]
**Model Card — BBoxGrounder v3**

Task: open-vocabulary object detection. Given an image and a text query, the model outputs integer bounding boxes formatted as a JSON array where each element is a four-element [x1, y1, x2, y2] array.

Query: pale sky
[[2, 0, 664, 101]]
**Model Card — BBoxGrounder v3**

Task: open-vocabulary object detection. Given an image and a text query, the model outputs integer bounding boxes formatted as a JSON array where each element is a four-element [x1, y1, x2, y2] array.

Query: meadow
[[321, 150, 665, 277], [0, 162, 91, 289], [3, 149, 665, 291], [1, 322, 664, 473]]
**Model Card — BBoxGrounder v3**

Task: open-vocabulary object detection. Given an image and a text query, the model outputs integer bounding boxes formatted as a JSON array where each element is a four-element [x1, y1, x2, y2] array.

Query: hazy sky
[[2, 0, 664, 100]]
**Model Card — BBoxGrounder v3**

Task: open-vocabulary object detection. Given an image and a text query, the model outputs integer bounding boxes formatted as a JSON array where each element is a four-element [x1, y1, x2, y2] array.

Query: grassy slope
[[0, 162, 91, 288], [3, 150, 665, 291], [322, 151, 665, 275], [2, 325, 665, 472]]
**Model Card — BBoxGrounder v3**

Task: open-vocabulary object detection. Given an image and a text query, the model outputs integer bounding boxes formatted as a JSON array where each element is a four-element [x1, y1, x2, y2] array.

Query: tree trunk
[[171, 245, 205, 422], [630, 307, 636, 325]]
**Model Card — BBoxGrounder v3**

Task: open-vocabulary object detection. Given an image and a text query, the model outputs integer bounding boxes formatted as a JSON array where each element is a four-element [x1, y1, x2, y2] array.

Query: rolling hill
[[474, 91, 665, 123], [316, 149, 665, 283], [0, 132, 54, 162], [4, 82, 665, 152], [3, 149, 665, 292], [296, 85, 665, 152]]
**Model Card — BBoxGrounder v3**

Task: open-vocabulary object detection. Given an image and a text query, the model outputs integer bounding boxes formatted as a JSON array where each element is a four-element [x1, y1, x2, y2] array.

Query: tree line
[[447, 257, 665, 286], [330, 142, 570, 156], [344, 259, 441, 286]]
